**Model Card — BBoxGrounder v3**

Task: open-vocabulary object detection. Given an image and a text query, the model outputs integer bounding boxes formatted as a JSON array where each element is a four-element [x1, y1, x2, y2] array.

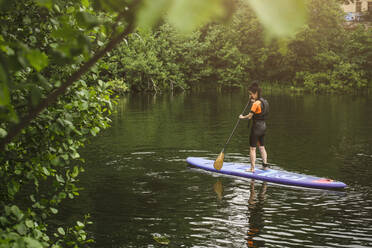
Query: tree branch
[[0, 2, 140, 151]]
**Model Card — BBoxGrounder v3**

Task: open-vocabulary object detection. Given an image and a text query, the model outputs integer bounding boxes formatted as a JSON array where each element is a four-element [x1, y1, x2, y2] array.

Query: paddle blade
[[213, 152, 224, 170]]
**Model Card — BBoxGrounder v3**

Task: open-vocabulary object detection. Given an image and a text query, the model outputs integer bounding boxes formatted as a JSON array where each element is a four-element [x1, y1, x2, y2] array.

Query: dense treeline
[[102, 0, 372, 94]]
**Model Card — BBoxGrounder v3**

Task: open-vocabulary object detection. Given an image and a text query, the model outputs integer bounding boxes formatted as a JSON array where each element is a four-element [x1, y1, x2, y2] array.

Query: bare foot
[[245, 168, 255, 173]]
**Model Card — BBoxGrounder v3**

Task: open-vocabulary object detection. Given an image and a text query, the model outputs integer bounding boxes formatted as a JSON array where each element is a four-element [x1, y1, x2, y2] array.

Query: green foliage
[[302, 62, 367, 93], [97, 0, 371, 93], [0, 0, 117, 246], [99, 28, 187, 92], [0, 0, 370, 246], [0, 77, 114, 247], [106, 78, 130, 95]]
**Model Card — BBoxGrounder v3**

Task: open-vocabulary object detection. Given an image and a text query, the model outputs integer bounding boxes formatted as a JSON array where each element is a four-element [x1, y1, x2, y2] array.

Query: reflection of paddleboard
[[186, 157, 347, 189]]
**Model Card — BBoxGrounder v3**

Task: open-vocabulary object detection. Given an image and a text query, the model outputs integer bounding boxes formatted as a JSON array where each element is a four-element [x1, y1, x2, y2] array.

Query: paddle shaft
[[221, 98, 252, 153]]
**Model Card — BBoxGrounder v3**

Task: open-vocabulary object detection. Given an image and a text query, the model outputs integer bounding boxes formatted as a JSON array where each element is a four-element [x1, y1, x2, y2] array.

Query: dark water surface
[[62, 91, 372, 247]]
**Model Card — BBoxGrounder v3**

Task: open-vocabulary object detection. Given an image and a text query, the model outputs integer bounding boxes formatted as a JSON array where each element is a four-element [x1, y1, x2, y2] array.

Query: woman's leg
[[259, 146, 267, 167], [249, 146, 256, 172], [258, 135, 268, 169]]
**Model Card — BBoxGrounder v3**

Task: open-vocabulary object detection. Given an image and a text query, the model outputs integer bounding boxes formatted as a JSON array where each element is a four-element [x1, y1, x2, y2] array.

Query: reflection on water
[[60, 92, 372, 248], [247, 180, 267, 248]]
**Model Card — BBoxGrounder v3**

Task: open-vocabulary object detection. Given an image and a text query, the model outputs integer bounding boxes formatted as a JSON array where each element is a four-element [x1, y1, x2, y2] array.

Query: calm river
[[60, 90, 372, 247]]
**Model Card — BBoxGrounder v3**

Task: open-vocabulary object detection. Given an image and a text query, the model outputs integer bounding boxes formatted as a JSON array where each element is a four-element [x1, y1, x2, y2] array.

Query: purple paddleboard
[[186, 157, 346, 189]]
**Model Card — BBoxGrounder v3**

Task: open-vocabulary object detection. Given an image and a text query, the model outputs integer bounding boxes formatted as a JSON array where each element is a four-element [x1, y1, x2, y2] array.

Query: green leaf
[[25, 219, 34, 228], [34, 0, 53, 10], [71, 151, 80, 159], [92, 0, 128, 12], [15, 223, 27, 235], [247, 0, 307, 37], [26, 49, 49, 72], [53, 4, 60, 13], [71, 166, 79, 178], [153, 233, 170, 245], [0, 60, 8, 82], [57, 227, 65, 236], [56, 174, 65, 183], [8, 180, 20, 196], [50, 207, 58, 214], [76, 221, 84, 227], [24, 237, 43, 248], [0, 78, 10, 106], [0, 127, 7, 138], [90, 126, 100, 136], [81, 0, 90, 8], [42, 167, 50, 176], [31, 86, 42, 106], [76, 11, 100, 29], [51, 157, 60, 166], [10, 205, 24, 220]]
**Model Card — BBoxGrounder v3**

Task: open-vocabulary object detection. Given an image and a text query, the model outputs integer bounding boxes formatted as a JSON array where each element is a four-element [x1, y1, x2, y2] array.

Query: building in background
[[342, 0, 372, 21]]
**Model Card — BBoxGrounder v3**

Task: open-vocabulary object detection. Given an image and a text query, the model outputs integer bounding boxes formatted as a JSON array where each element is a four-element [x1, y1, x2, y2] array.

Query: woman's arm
[[239, 100, 260, 120], [239, 112, 253, 119]]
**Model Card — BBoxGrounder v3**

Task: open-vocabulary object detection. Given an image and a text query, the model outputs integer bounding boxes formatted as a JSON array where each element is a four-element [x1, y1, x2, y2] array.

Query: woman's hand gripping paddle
[[213, 98, 252, 170]]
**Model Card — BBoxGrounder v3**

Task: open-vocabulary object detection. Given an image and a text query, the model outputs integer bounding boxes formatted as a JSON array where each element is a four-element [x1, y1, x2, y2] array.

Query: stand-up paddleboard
[[186, 157, 346, 189]]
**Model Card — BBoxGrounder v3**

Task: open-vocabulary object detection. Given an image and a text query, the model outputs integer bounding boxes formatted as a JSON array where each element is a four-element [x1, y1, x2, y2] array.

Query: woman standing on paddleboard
[[239, 82, 269, 172]]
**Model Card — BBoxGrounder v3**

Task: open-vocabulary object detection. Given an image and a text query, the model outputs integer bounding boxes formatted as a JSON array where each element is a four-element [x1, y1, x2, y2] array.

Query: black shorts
[[250, 132, 265, 147], [249, 121, 266, 147]]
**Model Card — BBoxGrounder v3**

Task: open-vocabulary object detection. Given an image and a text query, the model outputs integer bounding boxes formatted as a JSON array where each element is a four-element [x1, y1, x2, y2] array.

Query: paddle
[[213, 97, 252, 170]]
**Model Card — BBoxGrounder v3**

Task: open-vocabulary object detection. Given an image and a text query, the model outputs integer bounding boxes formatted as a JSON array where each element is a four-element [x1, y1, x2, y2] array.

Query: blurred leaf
[[25, 219, 34, 228], [8, 180, 20, 196], [247, 0, 307, 37], [0, 61, 7, 81], [24, 237, 43, 248], [137, 0, 227, 32], [26, 49, 49, 72], [277, 38, 289, 55], [167, 0, 225, 33], [31, 86, 42, 106], [0, 80, 10, 106], [42, 167, 50, 176], [0, 0, 14, 11], [0, 128, 7, 138], [136, 0, 172, 29], [15, 223, 27, 235], [153, 233, 170, 245], [51, 157, 60, 166], [57, 227, 65, 236], [90, 126, 100, 136], [77, 11, 100, 29], [10, 205, 23, 220], [92, 0, 130, 12], [76, 221, 84, 227], [56, 174, 65, 183], [1, 105, 19, 123], [81, 0, 90, 8], [50, 207, 58, 214]]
